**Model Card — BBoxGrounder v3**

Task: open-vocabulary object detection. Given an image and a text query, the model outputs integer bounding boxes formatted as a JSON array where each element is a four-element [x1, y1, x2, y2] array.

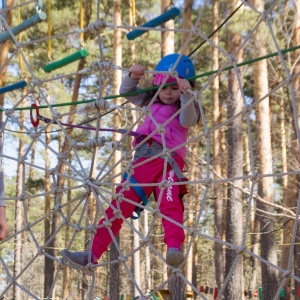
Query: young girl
[[61, 53, 199, 276]]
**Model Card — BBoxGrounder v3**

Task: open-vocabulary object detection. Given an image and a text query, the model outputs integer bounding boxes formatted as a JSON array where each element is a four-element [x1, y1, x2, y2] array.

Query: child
[[61, 53, 199, 276]]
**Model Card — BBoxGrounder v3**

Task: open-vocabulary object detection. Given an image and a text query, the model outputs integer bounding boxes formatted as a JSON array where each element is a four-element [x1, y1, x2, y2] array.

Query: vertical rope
[[47, 0, 51, 61], [79, 0, 84, 47], [18, 0, 23, 75], [132, 0, 135, 26]]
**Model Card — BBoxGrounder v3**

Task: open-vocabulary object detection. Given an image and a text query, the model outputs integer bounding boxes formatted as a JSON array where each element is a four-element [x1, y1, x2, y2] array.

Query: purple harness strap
[[37, 115, 141, 137]]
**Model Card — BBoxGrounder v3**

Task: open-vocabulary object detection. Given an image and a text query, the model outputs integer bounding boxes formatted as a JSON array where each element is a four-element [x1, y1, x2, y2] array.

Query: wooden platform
[[155, 289, 194, 299]]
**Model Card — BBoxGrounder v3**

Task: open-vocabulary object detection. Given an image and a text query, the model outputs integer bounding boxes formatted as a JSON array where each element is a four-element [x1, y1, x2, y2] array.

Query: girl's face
[[158, 85, 181, 105]]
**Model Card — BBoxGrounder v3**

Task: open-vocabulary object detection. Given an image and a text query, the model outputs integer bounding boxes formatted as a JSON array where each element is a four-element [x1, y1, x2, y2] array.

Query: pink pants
[[92, 156, 186, 259]]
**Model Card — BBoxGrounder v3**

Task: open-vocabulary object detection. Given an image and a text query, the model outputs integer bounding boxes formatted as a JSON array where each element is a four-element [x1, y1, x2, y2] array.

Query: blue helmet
[[154, 53, 196, 85]]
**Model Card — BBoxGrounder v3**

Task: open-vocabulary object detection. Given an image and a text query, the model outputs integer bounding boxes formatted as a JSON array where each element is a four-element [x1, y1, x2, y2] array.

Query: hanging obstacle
[[0, 80, 27, 95], [0, 11, 46, 43], [126, 6, 180, 40], [43, 48, 89, 73]]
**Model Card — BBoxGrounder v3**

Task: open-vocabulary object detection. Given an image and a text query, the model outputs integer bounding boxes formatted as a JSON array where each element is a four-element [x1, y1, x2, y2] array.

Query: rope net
[[0, 0, 300, 299]]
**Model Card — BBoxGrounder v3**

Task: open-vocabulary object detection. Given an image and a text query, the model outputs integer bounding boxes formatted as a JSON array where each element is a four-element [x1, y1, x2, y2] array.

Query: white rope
[[1, 1, 300, 300]]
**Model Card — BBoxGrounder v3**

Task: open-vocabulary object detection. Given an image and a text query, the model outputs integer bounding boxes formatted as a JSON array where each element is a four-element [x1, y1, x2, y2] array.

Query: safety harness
[[123, 139, 188, 219]]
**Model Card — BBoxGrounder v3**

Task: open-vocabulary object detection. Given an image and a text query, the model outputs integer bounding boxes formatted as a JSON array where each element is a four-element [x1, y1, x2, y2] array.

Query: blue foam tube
[[0, 12, 46, 43], [0, 80, 27, 95], [126, 7, 180, 41]]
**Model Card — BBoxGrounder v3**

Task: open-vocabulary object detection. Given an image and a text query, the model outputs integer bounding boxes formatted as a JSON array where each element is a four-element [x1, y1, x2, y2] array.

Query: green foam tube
[[43, 48, 88, 73]]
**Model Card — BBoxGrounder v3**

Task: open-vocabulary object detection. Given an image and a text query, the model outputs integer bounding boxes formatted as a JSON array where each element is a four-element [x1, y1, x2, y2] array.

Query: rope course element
[[1, 0, 300, 300], [42, 0, 89, 73], [0, 5, 46, 43], [126, 6, 180, 40]]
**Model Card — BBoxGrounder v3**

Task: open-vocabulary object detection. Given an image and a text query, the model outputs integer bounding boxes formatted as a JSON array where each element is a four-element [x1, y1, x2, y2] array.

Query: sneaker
[[60, 249, 97, 276], [166, 248, 184, 268]]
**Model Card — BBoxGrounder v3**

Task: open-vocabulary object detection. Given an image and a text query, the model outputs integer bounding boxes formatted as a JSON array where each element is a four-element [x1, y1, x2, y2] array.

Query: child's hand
[[178, 78, 192, 94], [129, 64, 146, 80]]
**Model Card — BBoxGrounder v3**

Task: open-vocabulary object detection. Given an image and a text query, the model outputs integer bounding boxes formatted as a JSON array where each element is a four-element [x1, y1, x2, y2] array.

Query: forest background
[[0, 0, 300, 300]]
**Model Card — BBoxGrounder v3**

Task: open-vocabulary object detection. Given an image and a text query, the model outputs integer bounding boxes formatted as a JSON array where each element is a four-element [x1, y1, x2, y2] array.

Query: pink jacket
[[134, 100, 189, 159], [119, 76, 199, 159]]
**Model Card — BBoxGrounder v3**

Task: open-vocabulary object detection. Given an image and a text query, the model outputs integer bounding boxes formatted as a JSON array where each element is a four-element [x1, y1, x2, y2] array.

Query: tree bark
[[251, 1, 279, 298], [290, 0, 300, 297], [44, 123, 53, 298], [109, 0, 122, 298], [224, 1, 244, 299], [181, 0, 193, 56], [211, 0, 224, 289], [0, 0, 13, 121], [14, 87, 27, 300], [161, 0, 174, 56]]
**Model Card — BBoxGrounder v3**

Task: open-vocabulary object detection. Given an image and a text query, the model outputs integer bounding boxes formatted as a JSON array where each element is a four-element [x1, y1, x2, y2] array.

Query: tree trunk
[[181, 0, 195, 296], [82, 151, 98, 300], [181, 0, 193, 56], [109, 0, 122, 298], [161, 0, 174, 56], [0, 0, 13, 121], [224, 1, 244, 299], [251, 1, 279, 298], [14, 88, 27, 300], [62, 156, 72, 299], [133, 219, 141, 297], [290, 0, 300, 297], [185, 141, 198, 297], [44, 125, 53, 298], [211, 0, 224, 289]]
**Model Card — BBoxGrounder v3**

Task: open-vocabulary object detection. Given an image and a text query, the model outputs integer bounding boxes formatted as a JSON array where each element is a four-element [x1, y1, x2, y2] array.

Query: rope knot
[[18, 155, 27, 163], [236, 246, 245, 254], [112, 141, 121, 150], [123, 151, 132, 161], [87, 224, 96, 234], [57, 152, 69, 160], [90, 61, 113, 71], [118, 256, 126, 262], [86, 137, 106, 148], [142, 238, 149, 245], [283, 270, 291, 278], [113, 209, 122, 218], [52, 113, 61, 120], [124, 164, 133, 175], [51, 185, 58, 193], [37, 247, 44, 255], [142, 106, 151, 115], [83, 177, 94, 192], [70, 139, 77, 148], [30, 132, 40, 140], [103, 221, 111, 228], [123, 181, 131, 191], [115, 193, 124, 202], [88, 20, 108, 32], [152, 209, 160, 218], [156, 124, 166, 135], [95, 98, 110, 109], [20, 192, 28, 201], [74, 225, 81, 232], [54, 204, 61, 211], [24, 222, 31, 231], [159, 179, 168, 190], [170, 268, 183, 276], [189, 229, 198, 237], [162, 149, 171, 159], [5, 109, 15, 116], [204, 128, 210, 138], [204, 177, 212, 187]]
